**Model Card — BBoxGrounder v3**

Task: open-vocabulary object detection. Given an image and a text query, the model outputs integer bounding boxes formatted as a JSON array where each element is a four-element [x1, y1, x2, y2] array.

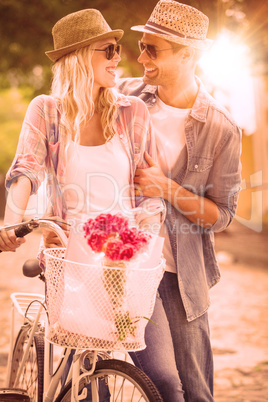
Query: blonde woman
[[0, 9, 163, 252]]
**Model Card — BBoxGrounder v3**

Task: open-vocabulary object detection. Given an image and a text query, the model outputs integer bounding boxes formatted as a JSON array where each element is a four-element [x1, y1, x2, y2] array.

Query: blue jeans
[[129, 272, 214, 402]]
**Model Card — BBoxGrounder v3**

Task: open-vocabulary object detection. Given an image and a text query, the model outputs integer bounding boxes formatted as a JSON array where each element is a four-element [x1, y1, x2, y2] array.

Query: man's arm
[[135, 152, 219, 229]]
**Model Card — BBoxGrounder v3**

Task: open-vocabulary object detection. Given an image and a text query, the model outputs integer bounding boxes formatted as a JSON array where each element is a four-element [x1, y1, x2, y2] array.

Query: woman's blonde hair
[[50, 44, 118, 143]]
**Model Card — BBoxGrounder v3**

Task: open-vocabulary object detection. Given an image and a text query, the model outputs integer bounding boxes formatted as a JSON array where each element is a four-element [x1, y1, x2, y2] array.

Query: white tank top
[[150, 95, 189, 273], [64, 134, 132, 222]]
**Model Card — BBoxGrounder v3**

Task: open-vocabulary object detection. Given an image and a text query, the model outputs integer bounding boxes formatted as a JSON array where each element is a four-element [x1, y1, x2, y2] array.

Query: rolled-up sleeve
[[130, 97, 166, 219], [207, 125, 242, 232]]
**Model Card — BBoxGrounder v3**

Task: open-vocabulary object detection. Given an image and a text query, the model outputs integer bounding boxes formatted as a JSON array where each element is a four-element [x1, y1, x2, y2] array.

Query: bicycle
[[0, 218, 164, 402]]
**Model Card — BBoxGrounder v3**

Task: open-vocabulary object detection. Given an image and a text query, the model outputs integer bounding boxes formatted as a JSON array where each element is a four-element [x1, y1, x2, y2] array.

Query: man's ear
[[180, 46, 195, 64]]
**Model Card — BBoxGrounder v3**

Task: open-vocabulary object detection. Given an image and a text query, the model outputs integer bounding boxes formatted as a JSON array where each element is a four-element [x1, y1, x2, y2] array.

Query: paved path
[[212, 221, 268, 400], [0, 223, 267, 400]]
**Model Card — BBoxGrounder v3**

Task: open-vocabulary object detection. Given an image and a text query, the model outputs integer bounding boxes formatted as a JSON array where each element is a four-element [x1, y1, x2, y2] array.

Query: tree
[[0, 0, 267, 93], [0, 0, 159, 92]]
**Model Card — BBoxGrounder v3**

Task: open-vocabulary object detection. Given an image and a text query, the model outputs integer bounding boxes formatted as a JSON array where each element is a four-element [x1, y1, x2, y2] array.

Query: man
[[118, 0, 242, 401]]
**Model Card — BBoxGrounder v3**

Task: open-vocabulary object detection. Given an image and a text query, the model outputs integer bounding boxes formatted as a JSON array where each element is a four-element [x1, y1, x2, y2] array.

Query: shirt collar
[[141, 84, 157, 96], [116, 95, 131, 107], [140, 77, 210, 123], [189, 77, 210, 123]]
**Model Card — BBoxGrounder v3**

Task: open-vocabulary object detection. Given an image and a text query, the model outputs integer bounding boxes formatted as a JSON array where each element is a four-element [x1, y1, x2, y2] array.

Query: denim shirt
[[118, 77, 242, 321]]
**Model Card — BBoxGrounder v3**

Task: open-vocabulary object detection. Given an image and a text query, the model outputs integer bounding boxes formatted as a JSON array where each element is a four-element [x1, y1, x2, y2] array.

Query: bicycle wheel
[[8, 325, 44, 402], [0, 388, 30, 401], [55, 358, 163, 402]]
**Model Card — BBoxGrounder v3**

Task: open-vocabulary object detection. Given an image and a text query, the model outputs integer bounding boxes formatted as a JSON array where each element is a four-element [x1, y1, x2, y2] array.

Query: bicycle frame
[[4, 221, 109, 401], [6, 293, 46, 387], [43, 340, 72, 402], [6, 291, 103, 401], [3, 217, 164, 402], [4, 219, 71, 400]]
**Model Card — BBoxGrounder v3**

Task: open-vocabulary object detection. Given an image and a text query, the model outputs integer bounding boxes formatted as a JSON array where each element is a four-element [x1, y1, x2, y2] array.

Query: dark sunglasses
[[138, 41, 181, 60], [93, 44, 121, 60]]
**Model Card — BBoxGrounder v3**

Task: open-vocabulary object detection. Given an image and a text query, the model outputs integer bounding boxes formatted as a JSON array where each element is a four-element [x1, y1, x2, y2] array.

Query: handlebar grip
[[14, 224, 33, 238], [0, 224, 34, 253]]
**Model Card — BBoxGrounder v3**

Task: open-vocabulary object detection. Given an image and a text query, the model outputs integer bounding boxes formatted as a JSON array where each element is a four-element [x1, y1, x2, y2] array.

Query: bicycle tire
[[8, 326, 44, 402], [55, 358, 163, 402]]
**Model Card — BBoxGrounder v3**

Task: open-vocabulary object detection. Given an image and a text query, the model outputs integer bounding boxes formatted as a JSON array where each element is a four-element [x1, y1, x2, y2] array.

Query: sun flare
[[198, 29, 256, 134]]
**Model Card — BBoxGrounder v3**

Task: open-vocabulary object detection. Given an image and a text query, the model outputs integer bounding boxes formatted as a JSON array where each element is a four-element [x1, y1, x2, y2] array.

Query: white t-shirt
[[150, 95, 189, 273], [64, 134, 132, 222]]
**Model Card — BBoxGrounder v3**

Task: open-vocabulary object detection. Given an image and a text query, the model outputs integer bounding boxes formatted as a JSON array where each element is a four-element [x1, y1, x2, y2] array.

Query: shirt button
[[195, 164, 198, 169], [119, 134, 124, 138]]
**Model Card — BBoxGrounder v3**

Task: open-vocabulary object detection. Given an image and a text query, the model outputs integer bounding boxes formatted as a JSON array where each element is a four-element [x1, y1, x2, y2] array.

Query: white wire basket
[[44, 248, 165, 351]]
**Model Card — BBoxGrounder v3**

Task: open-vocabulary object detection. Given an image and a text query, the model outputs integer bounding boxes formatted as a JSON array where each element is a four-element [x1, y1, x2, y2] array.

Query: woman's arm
[[0, 176, 32, 251], [1, 96, 52, 252], [131, 98, 165, 234]]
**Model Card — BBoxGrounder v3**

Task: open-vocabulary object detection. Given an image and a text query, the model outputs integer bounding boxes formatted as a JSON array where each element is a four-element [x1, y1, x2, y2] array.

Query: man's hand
[[41, 216, 70, 248], [134, 152, 169, 198]]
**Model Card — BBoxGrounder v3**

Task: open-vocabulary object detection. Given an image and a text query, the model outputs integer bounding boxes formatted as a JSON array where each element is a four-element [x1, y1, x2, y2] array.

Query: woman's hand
[[0, 226, 26, 252], [138, 213, 161, 236], [134, 152, 169, 199], [41, 216, 70, 248]]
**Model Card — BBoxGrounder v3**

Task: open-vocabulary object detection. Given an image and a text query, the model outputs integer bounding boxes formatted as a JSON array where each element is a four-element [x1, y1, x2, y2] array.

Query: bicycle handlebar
[[0, 218, 68, 253], [0, 202, 166, 254]]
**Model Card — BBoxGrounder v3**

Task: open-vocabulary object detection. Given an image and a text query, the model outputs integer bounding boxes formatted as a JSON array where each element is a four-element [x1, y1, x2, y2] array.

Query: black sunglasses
[[138, 41, 181, 60], [93, 44, 121, 60]]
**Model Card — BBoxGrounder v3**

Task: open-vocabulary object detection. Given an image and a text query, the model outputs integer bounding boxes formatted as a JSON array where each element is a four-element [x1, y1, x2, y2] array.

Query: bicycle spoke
[[55, 359, 163, 402], [115, 375, 126, 401], [20, 345, 38, 397], [9, 328, 44, 402]]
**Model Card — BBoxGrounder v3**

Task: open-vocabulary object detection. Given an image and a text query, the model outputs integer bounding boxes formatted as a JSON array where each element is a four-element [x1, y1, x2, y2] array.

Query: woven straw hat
[[131, 0, 212, 50], [45, 9, 124, 62]]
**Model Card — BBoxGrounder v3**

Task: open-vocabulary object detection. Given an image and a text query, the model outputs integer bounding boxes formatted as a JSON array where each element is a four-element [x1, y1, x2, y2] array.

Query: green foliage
[[0, 88, 30, 174], [0, 0, 267, 174], [0, 0, 266, 92], [0, 0, 159, 92]]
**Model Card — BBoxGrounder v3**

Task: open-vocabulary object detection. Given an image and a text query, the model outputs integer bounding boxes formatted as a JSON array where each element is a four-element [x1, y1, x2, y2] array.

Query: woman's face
[[91, 38, 121, 91]]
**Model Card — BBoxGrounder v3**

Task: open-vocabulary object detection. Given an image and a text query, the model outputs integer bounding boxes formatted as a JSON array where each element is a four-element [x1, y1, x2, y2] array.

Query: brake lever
[[1, 217, 71, 232], [0, 219, 38, 232], [39, 218, 71, 227], [0, 217, 70, 252]]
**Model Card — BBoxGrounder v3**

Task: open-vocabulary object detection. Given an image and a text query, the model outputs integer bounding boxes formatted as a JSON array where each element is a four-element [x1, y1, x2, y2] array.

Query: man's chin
[[142, 75, 156, 85]]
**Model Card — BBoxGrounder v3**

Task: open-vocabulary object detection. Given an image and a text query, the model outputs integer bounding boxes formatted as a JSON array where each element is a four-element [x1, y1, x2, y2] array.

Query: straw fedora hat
[[45, 9, 124, 62], [131, 0, 212, 51]]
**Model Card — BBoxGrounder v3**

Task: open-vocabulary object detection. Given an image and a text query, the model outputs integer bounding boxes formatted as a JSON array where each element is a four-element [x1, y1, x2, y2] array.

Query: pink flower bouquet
[[83, 213, 152, 341], [83, 213, 151, 262]]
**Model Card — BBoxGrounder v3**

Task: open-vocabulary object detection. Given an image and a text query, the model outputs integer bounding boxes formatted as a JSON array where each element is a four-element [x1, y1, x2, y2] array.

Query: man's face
[[137, 33, 182, 87]]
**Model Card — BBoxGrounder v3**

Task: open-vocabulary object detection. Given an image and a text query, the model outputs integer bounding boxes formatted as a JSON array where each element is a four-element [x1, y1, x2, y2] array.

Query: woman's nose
[[112, 48, 121, 62]]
